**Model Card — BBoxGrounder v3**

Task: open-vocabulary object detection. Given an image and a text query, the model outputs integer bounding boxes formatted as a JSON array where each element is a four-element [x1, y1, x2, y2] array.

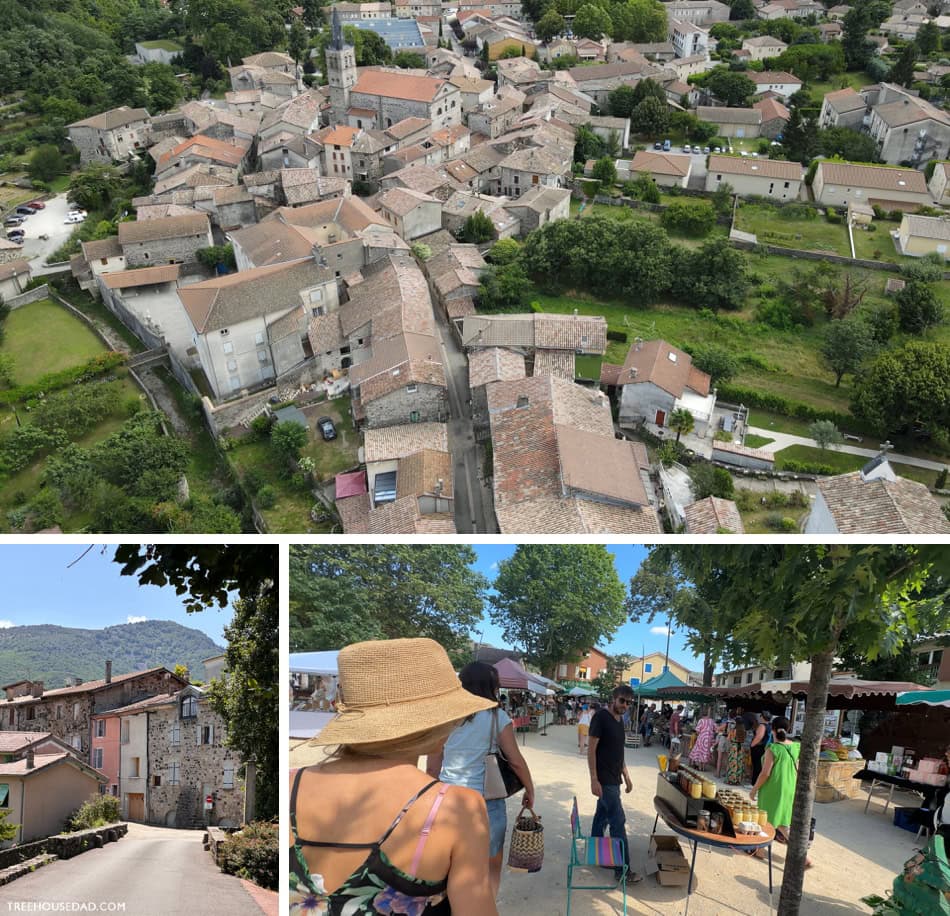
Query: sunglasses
[[615, 697, 631, 706]]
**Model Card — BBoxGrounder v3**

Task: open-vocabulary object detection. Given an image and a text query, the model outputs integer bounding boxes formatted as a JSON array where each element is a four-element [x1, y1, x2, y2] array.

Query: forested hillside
[[0, 620, 223, 687]]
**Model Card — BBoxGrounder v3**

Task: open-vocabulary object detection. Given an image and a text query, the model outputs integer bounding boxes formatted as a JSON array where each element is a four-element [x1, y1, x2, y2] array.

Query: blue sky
[[469, 544, 703, 672], [0, 545, 232, 645]]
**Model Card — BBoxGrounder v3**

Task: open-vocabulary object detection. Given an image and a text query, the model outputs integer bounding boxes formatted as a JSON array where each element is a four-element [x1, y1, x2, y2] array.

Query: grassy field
[[747, 409, 818, 437], [774, 444, 940, 487], [299, 398, 359, 483], [1, 299, 106, 384], [734, 202, 850, 256], [744, 433, 774, 448], [850, 220, 906, 263], [807, 72, 875, 106]]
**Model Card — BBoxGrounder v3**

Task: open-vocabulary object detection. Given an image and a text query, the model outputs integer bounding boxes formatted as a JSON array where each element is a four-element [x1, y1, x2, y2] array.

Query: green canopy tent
[[631, 668, 690, 742], [897, 689, 950, 708]]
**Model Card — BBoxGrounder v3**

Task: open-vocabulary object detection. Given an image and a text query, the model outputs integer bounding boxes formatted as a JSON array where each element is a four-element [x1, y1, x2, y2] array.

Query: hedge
[[219, 821, 278, 890], [716, 384, 855, 429], [776, 458, 836, 475], [0, 352, 126, 405]]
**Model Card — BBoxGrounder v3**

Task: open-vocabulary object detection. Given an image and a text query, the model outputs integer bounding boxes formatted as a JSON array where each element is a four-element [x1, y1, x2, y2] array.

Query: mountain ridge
[[0, 621, 224, 688]]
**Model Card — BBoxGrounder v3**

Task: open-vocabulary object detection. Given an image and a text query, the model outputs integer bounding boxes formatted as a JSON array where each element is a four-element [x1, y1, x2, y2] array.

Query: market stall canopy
[[493, 657, 548, 694], [896, 689, 950, 707], [567, 686, 594, 697], [290, 651, 339, 676], [656, 677, 933, 710], [637, 668, 689, 698]]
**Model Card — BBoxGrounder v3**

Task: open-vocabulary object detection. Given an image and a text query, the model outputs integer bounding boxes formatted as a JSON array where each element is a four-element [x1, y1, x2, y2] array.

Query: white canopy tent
[[290, 651, 339, 676]]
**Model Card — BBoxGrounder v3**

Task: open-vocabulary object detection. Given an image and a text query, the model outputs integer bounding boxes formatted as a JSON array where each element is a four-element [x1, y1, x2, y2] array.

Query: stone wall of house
[[362, 383, 448, 428], [147, 701, 244, 829], [0, 695, 93, 756], [121, 230, 214, 268]]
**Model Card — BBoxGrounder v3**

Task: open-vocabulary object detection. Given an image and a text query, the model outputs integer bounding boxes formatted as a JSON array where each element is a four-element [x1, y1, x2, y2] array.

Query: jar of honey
[[702, 781, 717, 800], [757, 808, 769, 828], [690, 779, 702, 799]]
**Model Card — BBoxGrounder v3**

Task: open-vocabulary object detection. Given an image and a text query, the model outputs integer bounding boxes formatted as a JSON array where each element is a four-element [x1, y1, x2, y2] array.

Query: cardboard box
[[656, 866, 691, 886], [650, 833, 690, 885]]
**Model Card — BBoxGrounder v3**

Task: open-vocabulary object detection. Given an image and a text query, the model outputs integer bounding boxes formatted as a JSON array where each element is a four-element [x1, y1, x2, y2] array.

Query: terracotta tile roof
[[750, 71, 801, 85], [386, 117, 432, 140], [0, 259, 31, 282], [243, 51, 295, 68], [378, 187, 439, 217], [468, 347, 526, 388], [753, 97, 791, 123], [707, 155, 802, 182], [902, 214, 950, 240], [118, 213, 210, 245], [0, 732, 58, 753], [307, 312, 344, 353], [96, 692, 179, 716], [697, 106, 762, 126], [319, 125, 362, 147], [100, 264, 180, 289], [630, 150, 691, 178], [460, 313, 606, 352], [159, 135, 249, 170], [0, 753, 106, 780], [620, 339, 711, 397], [684, 496, 745, 534], [817, 161, 927, 194], [69, 106, 149, 130], [397, 449, 454, 499], [337, 492, 372, 533], [7, 667, 184, 702], [364, 423, 449, 462], [600, 362, 624, 386], [532, 349, 575, 379], [446, 297, 476, 319], [557, 424, 649, 506], [353, 71, 447, 103], [817, 473, 949, 534]]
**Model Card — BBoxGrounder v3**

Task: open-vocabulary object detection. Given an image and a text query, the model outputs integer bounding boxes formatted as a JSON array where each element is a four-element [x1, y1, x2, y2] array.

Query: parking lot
[[3, 193, 76, 271]]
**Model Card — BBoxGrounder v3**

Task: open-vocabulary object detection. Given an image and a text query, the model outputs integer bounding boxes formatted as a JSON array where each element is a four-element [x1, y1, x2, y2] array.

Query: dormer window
[[181, 695, 198, 719]]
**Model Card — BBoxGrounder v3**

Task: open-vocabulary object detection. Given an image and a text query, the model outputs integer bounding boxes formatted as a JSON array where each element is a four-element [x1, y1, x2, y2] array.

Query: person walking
[[589, 684, 643, 886], [749, 711, 772, 786], [749, 716, 811, 867], [688, 707, 717, 771], [725, 718, 747, 785], [578, 703, 593, 754], [290, 638, 499, 916], [427, 662, 535, 902]]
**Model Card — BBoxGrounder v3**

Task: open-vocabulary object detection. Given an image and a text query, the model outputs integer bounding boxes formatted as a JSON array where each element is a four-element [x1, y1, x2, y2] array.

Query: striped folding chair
[[567, 796, 627, 916]]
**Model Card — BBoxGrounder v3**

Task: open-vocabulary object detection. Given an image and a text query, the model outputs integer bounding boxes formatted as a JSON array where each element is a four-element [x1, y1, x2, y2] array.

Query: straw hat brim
[[310, 685, 497, 746]]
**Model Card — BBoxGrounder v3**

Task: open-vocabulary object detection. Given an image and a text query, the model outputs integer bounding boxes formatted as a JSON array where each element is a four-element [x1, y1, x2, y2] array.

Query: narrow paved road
[[746, 426, 948, 472], [6, 823, 272, 916], [434, 307, 496, 533]]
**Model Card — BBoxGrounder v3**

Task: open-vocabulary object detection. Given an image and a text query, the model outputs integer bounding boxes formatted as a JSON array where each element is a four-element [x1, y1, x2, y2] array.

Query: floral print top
[[290, 770, 451, 916]]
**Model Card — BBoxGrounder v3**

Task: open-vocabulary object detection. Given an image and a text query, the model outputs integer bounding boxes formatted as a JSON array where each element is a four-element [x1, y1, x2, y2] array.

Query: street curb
[[0, 853, 58, 886]]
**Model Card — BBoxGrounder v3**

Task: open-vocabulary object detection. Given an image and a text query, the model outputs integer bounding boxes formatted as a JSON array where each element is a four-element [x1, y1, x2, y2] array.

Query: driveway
[[10, 193, 75, 272], [5, 822, 275, 916]]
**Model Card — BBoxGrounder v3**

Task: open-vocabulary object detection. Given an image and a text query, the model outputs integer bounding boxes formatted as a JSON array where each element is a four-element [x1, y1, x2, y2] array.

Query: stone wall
[[362, 383, 448, 428], [5, 285, 50, 309], [0, 824, 127, 871], [121, 231, 213, 268], [147, 700, 244, 829]]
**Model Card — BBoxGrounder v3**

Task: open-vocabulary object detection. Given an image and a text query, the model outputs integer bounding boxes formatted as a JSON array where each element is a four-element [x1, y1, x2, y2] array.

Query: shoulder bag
[[484, 708, 524, 800]]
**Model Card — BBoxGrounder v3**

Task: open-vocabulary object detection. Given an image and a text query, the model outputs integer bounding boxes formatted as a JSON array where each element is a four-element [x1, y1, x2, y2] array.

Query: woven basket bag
[[507, 804, 544, 873]]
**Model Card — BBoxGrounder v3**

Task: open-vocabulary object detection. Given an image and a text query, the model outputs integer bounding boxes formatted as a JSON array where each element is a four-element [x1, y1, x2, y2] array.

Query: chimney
[[105, 660, 112, 685], [31, 681, 44, 698], [26, 748, 34, 769]]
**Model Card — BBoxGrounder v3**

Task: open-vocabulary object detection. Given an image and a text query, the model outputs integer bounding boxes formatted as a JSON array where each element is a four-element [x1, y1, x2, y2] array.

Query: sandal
[[774, 831, 788, 844]]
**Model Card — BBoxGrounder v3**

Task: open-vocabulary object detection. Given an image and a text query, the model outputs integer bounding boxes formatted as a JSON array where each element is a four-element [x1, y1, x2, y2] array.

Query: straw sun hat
[[311, 637, 496, 746]]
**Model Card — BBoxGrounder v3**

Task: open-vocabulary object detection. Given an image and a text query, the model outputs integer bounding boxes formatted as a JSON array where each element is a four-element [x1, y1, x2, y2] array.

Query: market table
[[852, 768, 943, 810], [652, 796, 775, 915]]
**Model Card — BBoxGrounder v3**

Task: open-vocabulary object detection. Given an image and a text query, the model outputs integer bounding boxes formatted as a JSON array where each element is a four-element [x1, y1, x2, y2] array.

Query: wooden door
[[127, 793, 145, 822], [655, 409, 666, 427]]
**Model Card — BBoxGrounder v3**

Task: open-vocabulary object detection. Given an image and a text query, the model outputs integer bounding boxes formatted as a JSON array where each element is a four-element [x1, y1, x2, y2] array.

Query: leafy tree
[[608, 84, 638, 119], [460, 210, 495, 243], [478, 261, 533, 311], [782, 108, 819, 164], [68, 165, 123, 212], [490, 545, 626, 678], [674, 237, 748, 311], [890, 41, 919, 88], [819, 316, 876, 387], [842, 6, 874, 69], [393, 51, 426, 68], [28, 144, 66, 183], [711, 181, 734, 216], [661, 198, 716, 236], [662, 544, 949, 916], [196, 244, 236, 272], [612, 0, 667, 43], [573, 124, 606, 163], [668, 407, 695, 443], [536, 9, 566, 43], [774, 43, 844, 82], [896, 280, 943, 334], [727, 0, 755, 19], [689, 463, 734, 500], [573, 3, 613, 39], [630, 96, 669, 135], [900, 252, 945, 283], [488, 237, 522, 265], [270, 420, 308, 465], [917, 21, 940, 56], [592, 156, 617, 186], [286, 18, 309, 69], [140, 62, 182, 112], [691, 343, 738, 384], [851, 340, 950, 434], [704, 69, 756, 107], [288, 545, 487, 664], [626, 172, 660, 203], [590, 652, 634, 699], [808, 419, 843, 451], [631, 77, 666, 107], [818, 126, 880, 163]]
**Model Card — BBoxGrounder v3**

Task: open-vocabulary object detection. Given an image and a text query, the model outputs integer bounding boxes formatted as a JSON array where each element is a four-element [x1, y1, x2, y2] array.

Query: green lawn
[[744, 433, 774, 448], [734, 202, 850, 256], [747, 409, 817, 438], [1, 299, 106, 385], [774, 444, 939, 487], [230, 438, 317, 532], [808, 72, 875, 106], [850, 221, 906, 263], [300, 397, 359, 483]]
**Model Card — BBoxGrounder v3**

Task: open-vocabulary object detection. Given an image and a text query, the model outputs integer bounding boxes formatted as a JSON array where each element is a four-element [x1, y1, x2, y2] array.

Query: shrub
[[825, 210, 841, 224], [66, 794, 121, 831], [606, 329, 628, 342], [662, 198, 716, 236], [778, 458, 836, 475], [716, 384, 855, 429], [219, 821, 278, 890], [256, 485, 276, 508], [249, 414, 273, 440], [0, 352, 126, 406], [778, 203, 817, 221], [936, 467, 948, 490], [410, 242, 431, 261]]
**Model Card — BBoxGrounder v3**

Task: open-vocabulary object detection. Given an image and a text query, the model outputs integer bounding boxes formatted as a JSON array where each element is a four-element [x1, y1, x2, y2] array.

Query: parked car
[[662, 139, 671, 151], [67, 208, 87, 218], [682, 144, 691, 153], [654, 141, 662, 150], [4, 216, 24, 226], [6, 229, 24, 242], [703, 146, 710, 154], [64, 213, 85, 224], [714, 146, 722, 153], [26, 200, 45, 210], [14, 205, 34, 216], [316, 416, 337, 441]]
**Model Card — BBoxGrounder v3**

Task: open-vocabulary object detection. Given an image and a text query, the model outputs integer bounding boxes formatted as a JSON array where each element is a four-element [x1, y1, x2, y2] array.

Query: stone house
[[502, 186, 571, 233], [0, 258, 32, 301], [447, 75, 495, 114], [258, 91, 324, 143], [818, 87, 868, 131], [752, 97, 791, 139], [154, 135, 251, 181], [0, 665, 188, 759], [117, 213, 213, 268], [741, 35, 787, 60], [499, 145, 571, 198], [625, 150, 692, 189], [440, 191, 518, 239], [227, 64, 298, 99], [811, 161, 932, 210], [376, 188, 442, 240], [705, 155, 804, 200], [347, 71, 462, 132], [258, 133, 322, 171], [618, 338, 716, 435], [68, 106, 151, 165], [315, 124, 363, 180], [467, 96, 523, 140], [424, 244, 487, 313], [0, 750, 107, 843], [79, 238, 126, 283]]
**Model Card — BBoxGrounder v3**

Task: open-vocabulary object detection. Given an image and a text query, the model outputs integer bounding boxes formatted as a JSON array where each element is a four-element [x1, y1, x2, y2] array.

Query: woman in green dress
[[749, 716, 812, 867]]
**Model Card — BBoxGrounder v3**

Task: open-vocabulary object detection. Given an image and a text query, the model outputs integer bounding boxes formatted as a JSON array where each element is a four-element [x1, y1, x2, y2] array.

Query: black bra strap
[[293, 773, 441, 850]]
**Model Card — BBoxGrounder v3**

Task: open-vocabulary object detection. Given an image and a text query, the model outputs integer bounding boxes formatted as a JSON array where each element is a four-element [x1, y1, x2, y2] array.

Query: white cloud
[[490, 562, 499, 571], [0, 620, 14, 629], [650, 625, 670, 636], [127, 615, 148, 624]]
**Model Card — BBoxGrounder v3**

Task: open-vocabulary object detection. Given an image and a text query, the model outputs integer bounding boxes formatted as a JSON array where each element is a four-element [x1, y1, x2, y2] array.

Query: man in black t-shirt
[[588, 684, 642, 884]]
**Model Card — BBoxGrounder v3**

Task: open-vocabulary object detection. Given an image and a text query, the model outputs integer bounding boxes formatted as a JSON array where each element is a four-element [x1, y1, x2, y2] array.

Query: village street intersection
[[4, 823, 276, 916]]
